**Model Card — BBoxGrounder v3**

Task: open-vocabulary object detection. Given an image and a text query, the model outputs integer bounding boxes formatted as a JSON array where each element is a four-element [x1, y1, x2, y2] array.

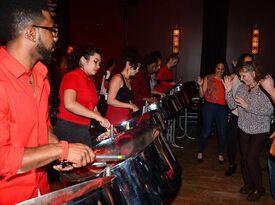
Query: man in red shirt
[[154, 53, 179, 93], [0, 1, 95, 204]]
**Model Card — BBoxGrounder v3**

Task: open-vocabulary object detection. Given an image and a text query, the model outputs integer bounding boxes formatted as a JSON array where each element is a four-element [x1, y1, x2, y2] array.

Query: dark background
[[54, 0, 275, 88]]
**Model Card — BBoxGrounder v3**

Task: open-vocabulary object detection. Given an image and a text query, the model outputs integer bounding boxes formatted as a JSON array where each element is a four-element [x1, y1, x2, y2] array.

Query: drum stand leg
[[167, 118, 184, 149], [177, 108, 195, 140]]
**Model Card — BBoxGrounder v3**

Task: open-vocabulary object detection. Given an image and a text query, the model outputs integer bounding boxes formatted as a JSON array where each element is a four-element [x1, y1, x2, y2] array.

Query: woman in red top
[[54, 45, 110, 147], [106, 48, 140, 125], [197, 61, 229, 163]]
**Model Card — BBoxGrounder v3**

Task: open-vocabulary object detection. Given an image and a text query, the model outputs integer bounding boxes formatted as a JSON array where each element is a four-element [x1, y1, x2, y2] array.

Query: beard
[[37, 35, 54, 64]]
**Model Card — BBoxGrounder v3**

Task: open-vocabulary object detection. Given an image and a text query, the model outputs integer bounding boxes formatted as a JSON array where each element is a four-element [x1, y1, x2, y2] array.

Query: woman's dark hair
[[0, 0, 49, 42], [142, 53, 158, 68], [151, 50, 162, 60], [120, 47, 141, 70], [67, 45, 102, 72], [237, 61, 264, 83], [106, 58, 116, 69], [236, 53, 254, 68], [215, 60, 229, 77], [139, 53, 158, 74]]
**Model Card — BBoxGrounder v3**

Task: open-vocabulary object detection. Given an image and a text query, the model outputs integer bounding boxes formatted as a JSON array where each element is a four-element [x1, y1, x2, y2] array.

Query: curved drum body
[[101, 125, 181, 205], [60, 123, 181, 205], [18, 176, 126, 205]]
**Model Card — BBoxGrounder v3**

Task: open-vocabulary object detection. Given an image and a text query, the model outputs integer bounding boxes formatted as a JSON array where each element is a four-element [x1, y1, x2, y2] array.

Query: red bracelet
[[59, 140, 69, 161]]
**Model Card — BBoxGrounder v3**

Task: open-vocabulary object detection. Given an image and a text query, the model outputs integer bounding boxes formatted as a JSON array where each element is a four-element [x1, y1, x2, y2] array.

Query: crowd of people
[[197, 56, 275, 202], [0, 0, 274, 204]]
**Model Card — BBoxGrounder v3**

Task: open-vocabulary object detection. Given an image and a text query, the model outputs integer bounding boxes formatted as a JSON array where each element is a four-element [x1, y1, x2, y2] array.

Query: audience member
[[197, 60, 229, 163], [224, 61, 273, 201], [225, 53, 254, 176]]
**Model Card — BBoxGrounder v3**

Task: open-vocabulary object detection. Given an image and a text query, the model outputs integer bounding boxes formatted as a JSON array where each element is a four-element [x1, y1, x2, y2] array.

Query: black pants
[[239, 129, 267, 190], [54, 118, 92, 147], [226, 114, 239, 165]]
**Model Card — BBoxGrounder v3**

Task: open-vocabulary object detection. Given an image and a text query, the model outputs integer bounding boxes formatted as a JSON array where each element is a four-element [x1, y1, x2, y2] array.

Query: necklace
[[248, 82, 258, 92]]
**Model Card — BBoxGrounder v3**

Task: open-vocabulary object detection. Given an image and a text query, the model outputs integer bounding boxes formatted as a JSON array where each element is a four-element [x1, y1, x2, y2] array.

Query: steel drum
[[161, 95, 181, 118], [182, 81, 199, 101], [60, 123, 181, 205], [18, 176, 126, 205], [174, 84, 191, 108]]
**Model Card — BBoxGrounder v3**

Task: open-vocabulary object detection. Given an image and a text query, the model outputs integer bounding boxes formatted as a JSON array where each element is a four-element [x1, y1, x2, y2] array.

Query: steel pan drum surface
[[95, 124, 181, 205], [18, 176, 125, 205], [60, 123, 181, 205]]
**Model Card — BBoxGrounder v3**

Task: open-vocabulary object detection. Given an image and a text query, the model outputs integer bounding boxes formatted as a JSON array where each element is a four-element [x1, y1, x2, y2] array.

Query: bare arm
[[197, 76, 207, 98], [64, 89, 109, 127], [260, 75, 275, 103], [18, 142, 95, 174], [48, 126, 59, 144], [18, 143, 62, 173], [107, 74, 137, 111]]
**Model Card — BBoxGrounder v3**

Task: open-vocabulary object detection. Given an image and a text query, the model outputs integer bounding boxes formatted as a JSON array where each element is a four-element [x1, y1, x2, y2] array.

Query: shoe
[[218, 155, 224, 164], [197, 153, 203, 163], [240, 184, 252, 195], [224, 164, 237, 176], [247, 188, 265, 201]]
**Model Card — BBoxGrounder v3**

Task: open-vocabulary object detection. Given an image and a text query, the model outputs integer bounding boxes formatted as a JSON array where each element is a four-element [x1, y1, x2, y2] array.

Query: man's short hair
[[0, 0, 49, 43]]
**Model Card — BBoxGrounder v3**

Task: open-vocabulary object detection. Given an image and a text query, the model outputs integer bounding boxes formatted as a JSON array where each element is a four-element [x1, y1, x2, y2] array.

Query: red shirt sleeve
[[62, 72, 80, 91]]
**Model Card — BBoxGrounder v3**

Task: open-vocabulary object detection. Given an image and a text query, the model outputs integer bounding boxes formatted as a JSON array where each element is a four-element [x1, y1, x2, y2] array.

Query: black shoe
[[247, 188, 265, 201], [224, 164, 237, 176], [240, 184, 252, 195]]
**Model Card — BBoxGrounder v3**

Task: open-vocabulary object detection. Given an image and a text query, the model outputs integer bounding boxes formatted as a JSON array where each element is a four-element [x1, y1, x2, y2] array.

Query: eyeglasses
[[32, 25, 58, 36]]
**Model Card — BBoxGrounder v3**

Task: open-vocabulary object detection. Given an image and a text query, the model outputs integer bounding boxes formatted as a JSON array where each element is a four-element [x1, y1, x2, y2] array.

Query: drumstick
[[95, 155, 126, 160]]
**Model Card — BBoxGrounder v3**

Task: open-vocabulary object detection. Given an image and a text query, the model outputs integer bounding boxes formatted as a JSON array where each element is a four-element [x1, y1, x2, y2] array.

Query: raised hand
[[260, 75, 274, 93], [222, 75, 233, 92], [197, 76, 203, 86]]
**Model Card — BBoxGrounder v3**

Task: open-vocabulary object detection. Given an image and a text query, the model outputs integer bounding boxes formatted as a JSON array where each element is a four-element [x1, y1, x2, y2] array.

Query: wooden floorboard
[[169, 125, 275, 205]]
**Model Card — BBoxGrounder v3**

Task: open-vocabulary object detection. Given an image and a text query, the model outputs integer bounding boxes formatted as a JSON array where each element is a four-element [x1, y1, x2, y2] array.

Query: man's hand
[[66, 143, 95, 168]]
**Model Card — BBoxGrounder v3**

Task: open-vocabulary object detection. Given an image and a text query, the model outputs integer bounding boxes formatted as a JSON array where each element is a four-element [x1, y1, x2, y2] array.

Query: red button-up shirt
[[0, 47, 50, 204]]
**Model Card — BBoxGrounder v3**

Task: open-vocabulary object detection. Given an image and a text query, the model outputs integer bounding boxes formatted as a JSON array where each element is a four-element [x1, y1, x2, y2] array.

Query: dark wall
[[68, 0, 275, 87], [68, 0, 203, 86], [125, 0, 203, 82], [68, 0, 125, 86], [201, 0, 228, 76], [227, 0, 275, 76]]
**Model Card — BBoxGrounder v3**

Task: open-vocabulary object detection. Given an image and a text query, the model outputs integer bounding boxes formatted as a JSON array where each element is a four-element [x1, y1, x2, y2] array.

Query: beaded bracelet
[[59, 140, 69, 161]]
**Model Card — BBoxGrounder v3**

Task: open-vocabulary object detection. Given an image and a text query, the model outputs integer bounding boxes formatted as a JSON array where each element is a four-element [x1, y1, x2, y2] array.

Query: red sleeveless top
[[204, 75, 225, 105]]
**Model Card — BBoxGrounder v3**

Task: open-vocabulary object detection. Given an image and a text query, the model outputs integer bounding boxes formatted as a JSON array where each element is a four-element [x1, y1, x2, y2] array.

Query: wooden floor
[[168, 124, 275, 205]]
